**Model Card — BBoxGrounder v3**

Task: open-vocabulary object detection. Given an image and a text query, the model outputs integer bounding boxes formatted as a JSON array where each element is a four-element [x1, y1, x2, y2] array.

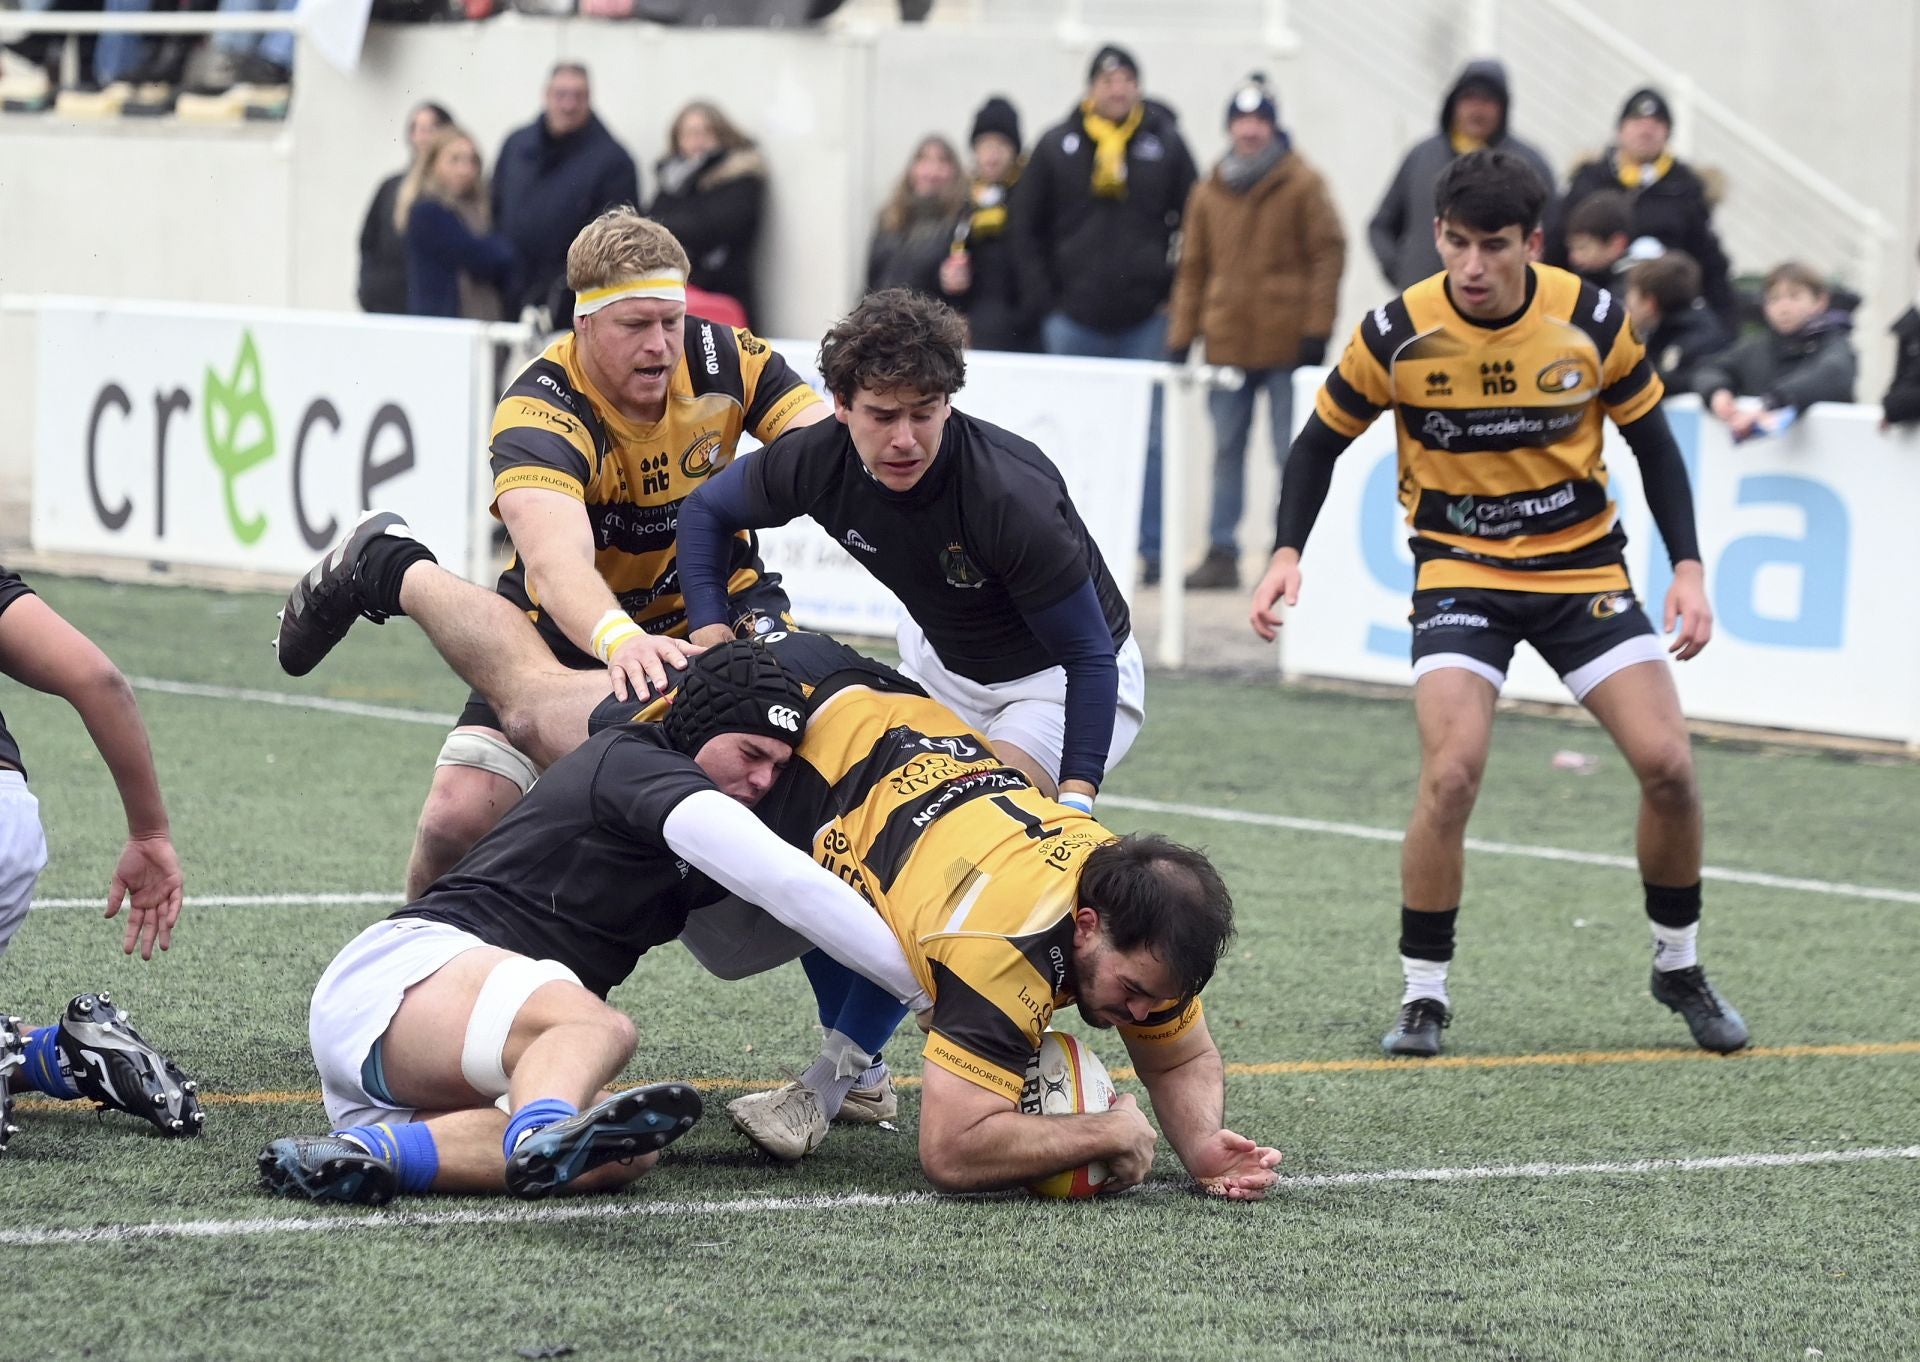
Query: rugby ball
[[1019, 1030, 1119, 1199]]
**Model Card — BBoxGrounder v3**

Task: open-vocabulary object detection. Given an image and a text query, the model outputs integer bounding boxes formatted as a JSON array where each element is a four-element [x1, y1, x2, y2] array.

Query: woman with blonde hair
[[865, 134, 967, 300], [398, 126, 517, 321], [646, 100, 768, 326]]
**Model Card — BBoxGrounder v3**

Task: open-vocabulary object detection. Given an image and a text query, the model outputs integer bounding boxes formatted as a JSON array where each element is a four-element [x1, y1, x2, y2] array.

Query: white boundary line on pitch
[[125, 677, 1920, 909], [3, 1145, 1914, 1248], [30, 891, 399, 911]]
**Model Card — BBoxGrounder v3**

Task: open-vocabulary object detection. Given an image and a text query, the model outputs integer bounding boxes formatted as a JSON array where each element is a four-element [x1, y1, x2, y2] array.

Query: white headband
[[574, 271, 688, 316]]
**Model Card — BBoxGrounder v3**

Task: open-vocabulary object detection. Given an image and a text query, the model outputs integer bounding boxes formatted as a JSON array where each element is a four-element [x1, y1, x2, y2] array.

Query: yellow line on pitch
[[15, 1041, 1919, 1114]]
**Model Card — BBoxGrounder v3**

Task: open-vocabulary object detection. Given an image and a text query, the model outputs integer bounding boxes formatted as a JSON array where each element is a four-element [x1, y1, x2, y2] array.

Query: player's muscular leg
[[405, 750, 523, 899], [1579, 662, 1702, 883], [414, 1096, 658, 1194], [991, 740, 1058, 799], [1403, 669, 1499, 909]]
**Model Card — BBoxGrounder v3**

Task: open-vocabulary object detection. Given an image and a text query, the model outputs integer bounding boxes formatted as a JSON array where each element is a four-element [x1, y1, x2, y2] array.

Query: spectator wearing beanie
[[1551, 88, 1736, 325], [1168, 75, 1345, 591], [939, 95, 1037, 352], [1367, 58, 1555, 290], [646, 101, 768, 328], [1012, 43, 1199, 584]]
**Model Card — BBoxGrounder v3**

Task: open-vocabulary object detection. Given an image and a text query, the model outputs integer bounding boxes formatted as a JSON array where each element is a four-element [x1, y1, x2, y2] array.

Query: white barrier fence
[[1279, 369, 1920, 747]]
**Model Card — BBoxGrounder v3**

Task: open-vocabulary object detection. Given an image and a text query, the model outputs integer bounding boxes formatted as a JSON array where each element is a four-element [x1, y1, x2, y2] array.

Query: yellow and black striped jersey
[[488, 319, 819, 660], [1316, 264, 1663, 594], [779, 685, 1201, 1103]]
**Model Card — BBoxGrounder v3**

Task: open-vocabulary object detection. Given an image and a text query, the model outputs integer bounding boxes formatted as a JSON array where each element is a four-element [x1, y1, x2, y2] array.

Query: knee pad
[[459, 955, 582, 1097], [434, 731, 539, 795]]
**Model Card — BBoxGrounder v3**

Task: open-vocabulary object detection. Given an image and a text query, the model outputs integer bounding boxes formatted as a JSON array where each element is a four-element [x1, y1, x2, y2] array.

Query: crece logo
[[202, 330, 276, 544]]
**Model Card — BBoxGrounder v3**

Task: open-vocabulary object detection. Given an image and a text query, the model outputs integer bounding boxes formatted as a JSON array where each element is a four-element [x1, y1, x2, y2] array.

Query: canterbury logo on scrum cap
[[767, 705, 801, 732]]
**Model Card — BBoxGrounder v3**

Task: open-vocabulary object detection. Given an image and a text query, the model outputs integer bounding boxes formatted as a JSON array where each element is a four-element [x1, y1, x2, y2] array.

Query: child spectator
[[866, 134, 967, 299], [1563, 189, 1633, 290], [1696, 261, 1857, 441], [399, 127, 516, 321], [1625, 251, 1729, 395], [1881, 241, 1920, 427], [646, 101, 767, 328]]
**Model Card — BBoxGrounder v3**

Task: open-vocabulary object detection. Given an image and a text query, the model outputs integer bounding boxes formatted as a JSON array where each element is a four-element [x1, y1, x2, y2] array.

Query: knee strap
[[459, 955, 582, 1097], [435, 731, 539, 794]]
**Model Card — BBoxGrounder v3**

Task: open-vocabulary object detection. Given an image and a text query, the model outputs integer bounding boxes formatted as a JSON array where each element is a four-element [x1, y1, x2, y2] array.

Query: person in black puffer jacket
[[865, 134, 968, 300], [490, 63, 640, 319], [647, 101, 767, 328]]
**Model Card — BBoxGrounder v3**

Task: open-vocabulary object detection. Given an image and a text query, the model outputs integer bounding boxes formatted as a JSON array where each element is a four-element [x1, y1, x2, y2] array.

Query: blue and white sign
[[1280, 376, 1920, 746]]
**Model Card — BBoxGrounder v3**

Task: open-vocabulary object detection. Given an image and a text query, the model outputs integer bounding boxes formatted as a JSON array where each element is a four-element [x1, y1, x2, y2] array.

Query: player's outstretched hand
[[1102, 1093, 1161, 1193], [1188, 1128, 1283, 1201], [1248, 550, 1303, 642], [107, 832, 184, 960], [1663, 561, 1714, 662], [607, 632, 703, 701]]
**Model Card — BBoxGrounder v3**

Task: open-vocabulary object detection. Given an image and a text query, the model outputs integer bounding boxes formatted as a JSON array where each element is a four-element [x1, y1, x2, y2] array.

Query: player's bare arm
[[916, 1063, 1157, 1194], [1125, 1014, 1281, 1200], [0, 594, 182, 959], [497, 485, 697, 696]]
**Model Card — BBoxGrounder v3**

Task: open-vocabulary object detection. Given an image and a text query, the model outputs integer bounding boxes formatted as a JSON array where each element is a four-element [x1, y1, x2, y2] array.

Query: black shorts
[[453, 574, 795, 734], [1407, 585, 1662, 699]]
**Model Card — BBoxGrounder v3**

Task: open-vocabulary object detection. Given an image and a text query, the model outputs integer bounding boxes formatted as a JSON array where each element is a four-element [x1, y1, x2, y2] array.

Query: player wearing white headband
[[278, 207, 829, 901]]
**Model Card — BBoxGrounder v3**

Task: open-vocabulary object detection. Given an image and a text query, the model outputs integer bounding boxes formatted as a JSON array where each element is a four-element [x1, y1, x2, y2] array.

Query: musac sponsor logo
[[1373, 304, 1392, 334], [699, 323, 720, 377], [1593, 288, 1612, 322], [535, 372, 580, 412]]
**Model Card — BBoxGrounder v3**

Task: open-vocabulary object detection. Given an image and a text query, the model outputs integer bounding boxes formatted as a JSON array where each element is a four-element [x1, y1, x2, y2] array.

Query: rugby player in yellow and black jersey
[[394, 207, 828, 902], [1249, 150, 1747, 1061]]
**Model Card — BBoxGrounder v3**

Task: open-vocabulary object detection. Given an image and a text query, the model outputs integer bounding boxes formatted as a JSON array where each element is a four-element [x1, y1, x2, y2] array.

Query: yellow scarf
[[1615, 151, 1674, 188], [1449, 129, 1486, 154], [1081, 99, 1143, 198]]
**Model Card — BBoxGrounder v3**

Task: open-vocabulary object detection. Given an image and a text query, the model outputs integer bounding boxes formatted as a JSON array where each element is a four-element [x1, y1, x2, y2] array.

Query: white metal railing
[[0, 9, 300, 33]]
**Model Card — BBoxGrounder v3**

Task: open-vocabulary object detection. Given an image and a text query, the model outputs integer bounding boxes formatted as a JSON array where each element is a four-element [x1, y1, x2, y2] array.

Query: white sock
[[1401, 955, 1451, 1007], [798, 1029, 876, 1121], [1651, 921, 1699, 972]]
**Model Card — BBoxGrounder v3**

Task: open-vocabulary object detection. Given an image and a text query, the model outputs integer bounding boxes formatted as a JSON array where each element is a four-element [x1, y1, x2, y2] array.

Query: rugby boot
[[504, 1083, 703, 1200], [833, 1070, 898, 1126], [1381, 997, 1451, 1058], [0, 1015, 24, 1154], [52, 992, 204, 1136], [728, 1082, 829, 1161], [1651, 965, 1750, 1053], [274, 510, 415, 676], [258, 1134, 398, 1206]]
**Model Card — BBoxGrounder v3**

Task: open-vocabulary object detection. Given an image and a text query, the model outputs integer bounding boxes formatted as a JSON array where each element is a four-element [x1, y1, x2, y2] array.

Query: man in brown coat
[[1169, 77, 1345, 589]]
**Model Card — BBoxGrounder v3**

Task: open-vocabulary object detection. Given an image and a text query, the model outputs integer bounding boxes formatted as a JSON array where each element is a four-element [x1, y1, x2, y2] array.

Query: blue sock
[[830, 976, 911, 1059], [503, 1097, 577, 1161], [800, 949, 857, 1029], [334, 1121, 441, 1195], [20, 1026, 77, 1099]]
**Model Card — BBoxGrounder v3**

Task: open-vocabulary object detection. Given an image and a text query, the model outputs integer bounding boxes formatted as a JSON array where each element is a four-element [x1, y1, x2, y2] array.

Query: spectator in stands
[[1563, 188, 1635, 290], [1367, 59, 1553, 291], [192, 0, 297, 94], [1696, 261, 1856, 440], [400, 128, 516, 321], [492, 63, 640, 322], [938, 95, 1034, 352], [1167, 75, 1344, 592], [646, 101, 767, 327], [1013, 43, 1198, 584], [1885, 277, 1920, 430], [1552, 89, 1736, 325], [1625, 251, 1729, 396], [865, 134, 967, 299], [359, 102, 454, 316]]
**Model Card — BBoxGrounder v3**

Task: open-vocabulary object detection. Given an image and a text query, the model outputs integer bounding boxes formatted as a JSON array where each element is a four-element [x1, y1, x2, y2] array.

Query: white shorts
[[308, 917, 494, 1129], [895, 622, 1147, 788], [0, 771, 49, 960]]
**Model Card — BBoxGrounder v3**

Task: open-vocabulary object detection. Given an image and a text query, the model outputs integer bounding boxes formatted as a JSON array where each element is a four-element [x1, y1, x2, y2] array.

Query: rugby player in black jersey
[[268, 524, 1280, 1201], [0, 566, 201, 1157], [1248, 151, 1746, 1058]]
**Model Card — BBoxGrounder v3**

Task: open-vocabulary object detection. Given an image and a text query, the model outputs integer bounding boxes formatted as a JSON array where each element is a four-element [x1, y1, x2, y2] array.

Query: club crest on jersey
[[680, 431, 722, 479], [941, 543, 985, 589], [1589, 592, 1635, 619], [1536, 357, 1585, 394]]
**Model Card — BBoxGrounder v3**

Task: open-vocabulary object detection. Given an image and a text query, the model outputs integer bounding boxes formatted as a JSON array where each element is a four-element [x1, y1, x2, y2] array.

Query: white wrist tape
[[591, 609, 644, 663]]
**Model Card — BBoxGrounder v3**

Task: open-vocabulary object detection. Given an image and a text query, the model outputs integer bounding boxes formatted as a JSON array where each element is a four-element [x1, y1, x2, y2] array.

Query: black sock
[[360, 534, 436, 619], [1643, 881, 1702, 929], [1399, 906, 1458, 961]]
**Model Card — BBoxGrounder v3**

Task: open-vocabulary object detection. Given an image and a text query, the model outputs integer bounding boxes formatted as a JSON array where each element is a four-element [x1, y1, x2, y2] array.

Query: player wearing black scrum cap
[[259, 641, 931, 1207]]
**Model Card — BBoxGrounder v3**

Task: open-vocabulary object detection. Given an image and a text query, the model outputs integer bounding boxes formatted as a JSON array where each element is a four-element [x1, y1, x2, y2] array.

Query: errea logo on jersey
[[766, 705, 801, 732]]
